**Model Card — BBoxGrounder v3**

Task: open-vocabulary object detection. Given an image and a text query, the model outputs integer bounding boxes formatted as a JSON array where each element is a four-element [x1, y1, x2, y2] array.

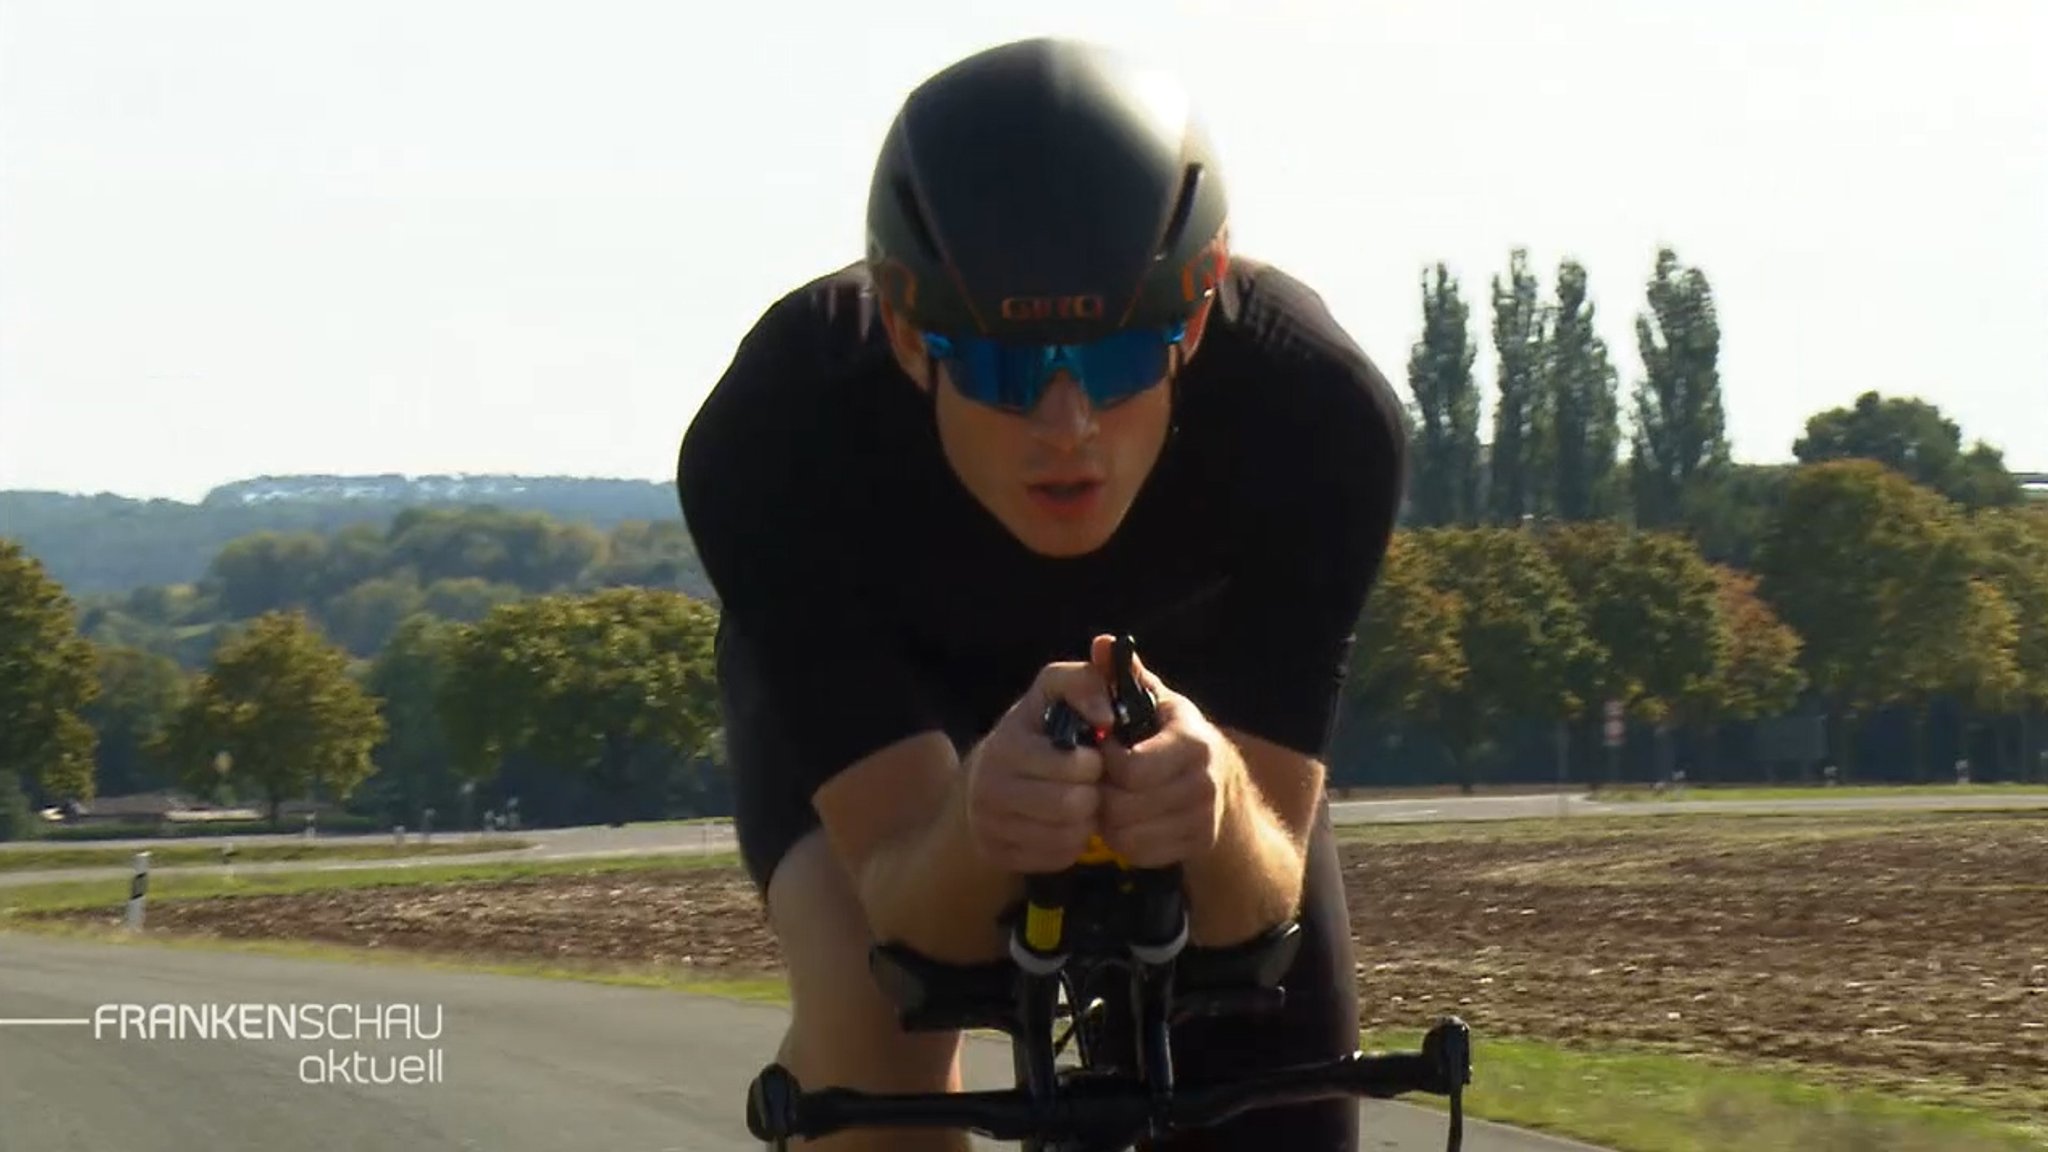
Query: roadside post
[[125, 851, 150, 931]]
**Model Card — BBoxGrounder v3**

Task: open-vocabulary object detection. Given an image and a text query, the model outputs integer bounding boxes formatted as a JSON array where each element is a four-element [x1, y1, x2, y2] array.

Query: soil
[[34, 811, 2048, 1108]]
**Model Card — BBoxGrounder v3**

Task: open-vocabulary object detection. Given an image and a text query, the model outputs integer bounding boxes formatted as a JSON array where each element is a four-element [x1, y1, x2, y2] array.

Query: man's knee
[[765, 828, 964, 1094]]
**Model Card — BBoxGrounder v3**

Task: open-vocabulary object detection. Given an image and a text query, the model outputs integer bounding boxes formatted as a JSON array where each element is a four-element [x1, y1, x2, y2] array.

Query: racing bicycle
[[745, 636, 1472, 1151]]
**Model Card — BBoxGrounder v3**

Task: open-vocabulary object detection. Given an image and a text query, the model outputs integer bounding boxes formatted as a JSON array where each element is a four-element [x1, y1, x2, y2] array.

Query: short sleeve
[[676, 289, 943, 796], [1176, 334, 1409, 757]]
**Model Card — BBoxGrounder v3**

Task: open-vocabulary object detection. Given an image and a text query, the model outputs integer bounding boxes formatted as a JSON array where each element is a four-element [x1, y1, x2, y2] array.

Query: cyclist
[[676, 36, 1408, 1152]]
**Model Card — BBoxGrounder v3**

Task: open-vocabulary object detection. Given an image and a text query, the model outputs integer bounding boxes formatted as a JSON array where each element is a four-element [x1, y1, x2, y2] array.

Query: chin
[[1007, 509, 1122, 558]]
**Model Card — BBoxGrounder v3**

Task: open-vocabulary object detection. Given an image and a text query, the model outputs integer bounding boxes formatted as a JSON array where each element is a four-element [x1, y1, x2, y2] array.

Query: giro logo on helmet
[[999, 294, 1107, 322]]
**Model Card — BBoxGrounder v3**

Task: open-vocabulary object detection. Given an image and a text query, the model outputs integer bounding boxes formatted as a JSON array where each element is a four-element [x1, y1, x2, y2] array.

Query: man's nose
[[1028, 372, 1097, 445]]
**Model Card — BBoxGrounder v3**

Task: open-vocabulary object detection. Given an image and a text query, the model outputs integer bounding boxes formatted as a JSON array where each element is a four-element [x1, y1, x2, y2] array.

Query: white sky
[[2, 0, 2043, 501]]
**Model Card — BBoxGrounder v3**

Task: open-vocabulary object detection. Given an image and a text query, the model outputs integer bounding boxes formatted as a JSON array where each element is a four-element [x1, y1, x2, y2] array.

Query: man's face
[[884, 307, 1198, 558]]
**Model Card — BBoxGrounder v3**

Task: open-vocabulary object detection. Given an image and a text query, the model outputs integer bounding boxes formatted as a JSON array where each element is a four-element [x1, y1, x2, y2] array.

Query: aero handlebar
[[748, 1026, 1470, 1146], [742, 634, 1473, 1152]]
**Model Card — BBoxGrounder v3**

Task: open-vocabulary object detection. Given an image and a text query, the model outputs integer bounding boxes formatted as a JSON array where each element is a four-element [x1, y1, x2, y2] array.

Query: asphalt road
[[9, 790, 2048, 889], [0, 933, 1605, 1152]]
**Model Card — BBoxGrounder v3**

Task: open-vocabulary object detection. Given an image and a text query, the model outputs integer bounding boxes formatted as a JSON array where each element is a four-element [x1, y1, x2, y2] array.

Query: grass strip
[[1596, 783, 2048, 803], [0, 850, 741, 917], [0, 839, 535, 874]]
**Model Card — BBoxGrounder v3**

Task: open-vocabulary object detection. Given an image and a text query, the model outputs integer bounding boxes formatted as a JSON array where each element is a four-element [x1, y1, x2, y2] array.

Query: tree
[[1536, 522, 1729, 728], [385, 507, 605, 591], [0, 539, 99, 823], [1629, 247, 1730, 528], [1409, 527, 1599, 790], [587, 519, 706, 590], [1544, 259, 1623, 521], [1488, 249, 1552, 525], [82, 644, 190, 796], [438, 588, 721, 822], [1351, 532, 1468, 730], [322, 573, 427, 655], [1969, 506, 2048, 777], [1917, 579, 2024, 777], [1678, 463, 1793, 567], [362, 614, 462, 825], [204, 531, 330, 619], [1793, 391, 2023, 510], [1752, 459, 1974, 777], [1404, 264, 1484, 526], [420, 577, 524, 623], [152, 611, 386, 827], [1701, 566, 1806, 729]]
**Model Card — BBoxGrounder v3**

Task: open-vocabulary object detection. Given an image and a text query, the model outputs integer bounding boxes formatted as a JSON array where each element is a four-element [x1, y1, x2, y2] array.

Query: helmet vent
[[892, 177, 945, 263], [1155, 164, 1203, 257]]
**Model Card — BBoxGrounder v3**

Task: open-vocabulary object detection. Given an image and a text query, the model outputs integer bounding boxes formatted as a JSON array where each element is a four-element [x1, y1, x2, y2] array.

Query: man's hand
[[1089, 635, 1245, 869], [965, 659, 1118, 874]]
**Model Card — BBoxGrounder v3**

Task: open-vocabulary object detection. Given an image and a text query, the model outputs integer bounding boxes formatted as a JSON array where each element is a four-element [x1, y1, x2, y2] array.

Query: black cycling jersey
[[676, 254, 1408, 1152]]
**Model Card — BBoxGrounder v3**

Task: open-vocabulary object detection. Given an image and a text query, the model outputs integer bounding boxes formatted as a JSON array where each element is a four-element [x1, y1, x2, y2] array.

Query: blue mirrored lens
[[925, 324, 1183, 412]]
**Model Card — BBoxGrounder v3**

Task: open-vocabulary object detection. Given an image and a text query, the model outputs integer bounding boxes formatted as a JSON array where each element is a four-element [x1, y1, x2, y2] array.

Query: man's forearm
[[1182, 747, 1309, 947], [857, 768, 1024, 965]]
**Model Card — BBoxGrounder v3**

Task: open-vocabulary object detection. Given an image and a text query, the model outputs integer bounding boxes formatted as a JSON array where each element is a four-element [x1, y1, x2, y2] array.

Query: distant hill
[[0, 474, 681, 596]]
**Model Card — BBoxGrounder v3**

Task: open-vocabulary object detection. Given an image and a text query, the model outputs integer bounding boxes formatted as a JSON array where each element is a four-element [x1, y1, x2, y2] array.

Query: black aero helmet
[[866, 38, 1230, 346]]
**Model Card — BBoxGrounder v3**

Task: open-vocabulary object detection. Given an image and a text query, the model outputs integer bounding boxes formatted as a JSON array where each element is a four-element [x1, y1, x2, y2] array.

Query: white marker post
[[126, 851, 150, 931]]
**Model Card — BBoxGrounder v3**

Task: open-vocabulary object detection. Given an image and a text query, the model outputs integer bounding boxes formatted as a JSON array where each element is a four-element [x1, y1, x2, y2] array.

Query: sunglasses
[[921, 320, 1189, 414]]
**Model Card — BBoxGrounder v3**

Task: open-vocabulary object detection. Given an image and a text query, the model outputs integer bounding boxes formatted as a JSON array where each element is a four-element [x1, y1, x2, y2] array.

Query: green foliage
[[151, 611, 387, 827], [1794, 392, 2023, 510], [1396, 528, 1599, 783], [81, 644, 190, 796], [0, 771, 39, 841], [1629, 247, 1731, 528], [1535, 521, 1729, 727], [1751, 459, 1983, 778], [44, 503, 706, 665], [1704, 567, 1807, 724], [1678, 464, 1792, 567], [360, 614, 463, 826], [1968, 506, 2048, 709], [1353, 532, 1468, 726], [0, 538, 100, 810], [1488, 249, 1552, 525], [1404, 264, 1484, 526], [1543, 260, 1623, 521], [437, 588, 721, 809]]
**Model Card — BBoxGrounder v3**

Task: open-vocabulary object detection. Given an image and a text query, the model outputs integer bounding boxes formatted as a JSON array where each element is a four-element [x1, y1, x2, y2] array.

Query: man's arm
[[1180, 729, 1326, 947], [1168, 293, 1410, 946], [677, 283, 1019, 964], [812, 731, 1024, 965]]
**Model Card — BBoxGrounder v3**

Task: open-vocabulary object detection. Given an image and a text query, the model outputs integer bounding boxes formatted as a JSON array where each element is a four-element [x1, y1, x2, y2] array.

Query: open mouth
[[1026, 478, 1106, 518], [1031, 480, 1100, 500]]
